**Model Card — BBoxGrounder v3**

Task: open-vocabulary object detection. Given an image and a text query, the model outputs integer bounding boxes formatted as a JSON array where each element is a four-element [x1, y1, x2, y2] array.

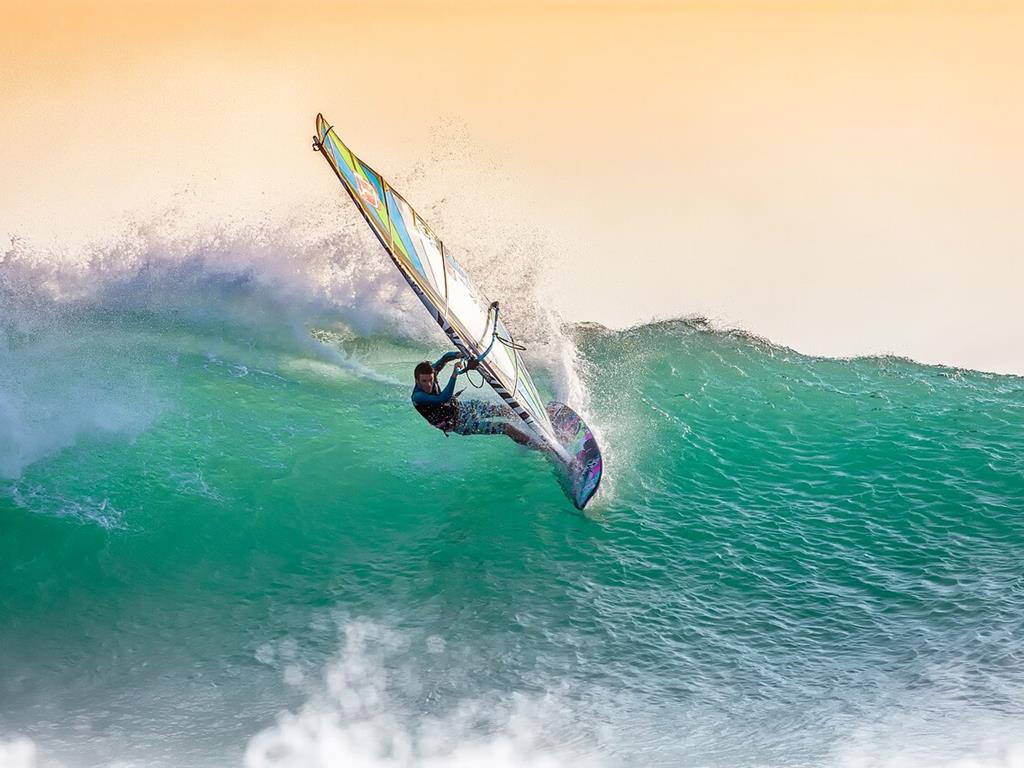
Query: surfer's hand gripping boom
[[450, 352, 479, 376]]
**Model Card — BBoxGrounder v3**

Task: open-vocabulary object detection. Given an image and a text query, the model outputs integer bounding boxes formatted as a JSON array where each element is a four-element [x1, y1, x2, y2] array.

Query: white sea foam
[[4, 619, 1024, 768], [243, 621, 605, 768], [0, 739, 37, 768], [834, 743, 1024, 768], [832, 712, 1024, 768]]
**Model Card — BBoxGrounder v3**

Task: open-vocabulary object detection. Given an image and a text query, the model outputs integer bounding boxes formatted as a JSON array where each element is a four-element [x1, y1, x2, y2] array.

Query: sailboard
[[312, 113, 602, 509]]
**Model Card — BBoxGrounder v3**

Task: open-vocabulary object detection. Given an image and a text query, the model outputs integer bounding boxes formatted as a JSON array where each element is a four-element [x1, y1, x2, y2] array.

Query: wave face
[[2, 228, 1024, 768]]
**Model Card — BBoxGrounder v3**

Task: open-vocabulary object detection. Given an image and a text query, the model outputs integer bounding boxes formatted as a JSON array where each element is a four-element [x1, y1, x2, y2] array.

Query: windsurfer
[[411, 352, 541, 448]]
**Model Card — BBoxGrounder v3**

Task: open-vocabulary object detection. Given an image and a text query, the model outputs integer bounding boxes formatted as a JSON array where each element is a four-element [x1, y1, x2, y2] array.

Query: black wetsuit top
[[411, 352, 461, 432]]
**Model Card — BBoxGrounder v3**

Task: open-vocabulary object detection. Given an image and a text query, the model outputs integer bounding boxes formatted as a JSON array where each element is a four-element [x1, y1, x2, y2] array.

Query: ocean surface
[[2, 226, 1023, 768]]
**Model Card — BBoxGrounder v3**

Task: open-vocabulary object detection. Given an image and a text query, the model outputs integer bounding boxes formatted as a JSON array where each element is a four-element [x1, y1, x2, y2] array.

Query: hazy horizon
[[3, 0, 1022, 374]]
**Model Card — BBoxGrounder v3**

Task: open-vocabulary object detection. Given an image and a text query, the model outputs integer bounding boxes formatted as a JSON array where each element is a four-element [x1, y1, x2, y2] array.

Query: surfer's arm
[[431, 351, 461, 373], [411, 371, 459, 405]]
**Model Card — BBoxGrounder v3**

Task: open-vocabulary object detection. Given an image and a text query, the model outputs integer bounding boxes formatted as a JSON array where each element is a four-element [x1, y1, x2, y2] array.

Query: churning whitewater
[[2, 214, 1023, 768]]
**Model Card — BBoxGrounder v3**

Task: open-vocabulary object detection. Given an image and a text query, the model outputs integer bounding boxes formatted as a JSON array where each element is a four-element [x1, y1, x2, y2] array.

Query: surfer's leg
[[503, 423, 545, 450], [451, 401, 540, 449], [468, 402, 544, 449], [451, 400, 508, 436], [476, 402, 513, 421]]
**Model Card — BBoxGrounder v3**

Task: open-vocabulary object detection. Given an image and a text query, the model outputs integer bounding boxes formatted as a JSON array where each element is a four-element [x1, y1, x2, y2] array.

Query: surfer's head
[[414, 361, 435, 391]]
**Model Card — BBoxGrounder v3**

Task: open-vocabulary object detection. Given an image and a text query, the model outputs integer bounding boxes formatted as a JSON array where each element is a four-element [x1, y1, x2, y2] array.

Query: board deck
[[545, 402, 603, 509]]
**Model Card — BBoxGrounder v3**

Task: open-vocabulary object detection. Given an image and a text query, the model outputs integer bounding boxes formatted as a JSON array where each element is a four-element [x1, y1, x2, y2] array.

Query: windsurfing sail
[[312, 113, 569, 462]]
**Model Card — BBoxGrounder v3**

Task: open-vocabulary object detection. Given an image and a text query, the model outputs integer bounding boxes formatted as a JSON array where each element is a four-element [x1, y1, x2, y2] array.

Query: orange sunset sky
[[2, 1, 1022, 373]]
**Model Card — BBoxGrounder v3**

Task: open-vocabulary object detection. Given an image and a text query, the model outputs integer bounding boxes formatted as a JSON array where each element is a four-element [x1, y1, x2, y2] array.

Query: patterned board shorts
[[452, 399, 514, 436]]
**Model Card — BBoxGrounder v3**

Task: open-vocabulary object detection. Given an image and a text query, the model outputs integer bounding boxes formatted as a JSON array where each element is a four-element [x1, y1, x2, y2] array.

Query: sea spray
[[244, 620, 605, 768]]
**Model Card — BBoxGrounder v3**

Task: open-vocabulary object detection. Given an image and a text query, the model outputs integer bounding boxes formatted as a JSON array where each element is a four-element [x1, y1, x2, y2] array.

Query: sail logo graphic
[[356, 174, 380, 208]]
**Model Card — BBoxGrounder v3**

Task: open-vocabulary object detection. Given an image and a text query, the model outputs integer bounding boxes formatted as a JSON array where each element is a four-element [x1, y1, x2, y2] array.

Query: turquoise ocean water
[[2, 231, 1023, 768]]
